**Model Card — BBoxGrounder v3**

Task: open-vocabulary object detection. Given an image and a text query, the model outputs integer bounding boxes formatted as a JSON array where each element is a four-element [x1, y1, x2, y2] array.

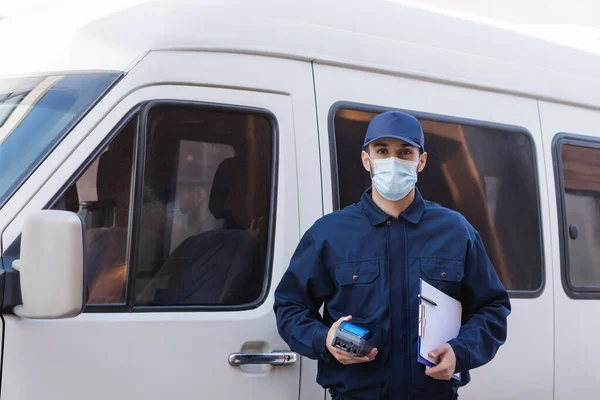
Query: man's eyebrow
[[372, 141, 413, 148], [372, 142, 388, 147]]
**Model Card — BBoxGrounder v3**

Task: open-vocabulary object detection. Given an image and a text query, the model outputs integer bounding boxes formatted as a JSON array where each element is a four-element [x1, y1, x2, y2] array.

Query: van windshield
[[0, 73, 119, 207]]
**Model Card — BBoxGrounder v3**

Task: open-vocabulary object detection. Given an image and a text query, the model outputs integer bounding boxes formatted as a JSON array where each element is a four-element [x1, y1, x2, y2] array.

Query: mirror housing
[[13, 210, 85, 319]]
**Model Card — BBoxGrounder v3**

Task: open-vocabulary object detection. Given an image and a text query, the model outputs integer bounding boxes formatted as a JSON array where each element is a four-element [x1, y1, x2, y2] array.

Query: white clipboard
[[418, 279, 462, 381]]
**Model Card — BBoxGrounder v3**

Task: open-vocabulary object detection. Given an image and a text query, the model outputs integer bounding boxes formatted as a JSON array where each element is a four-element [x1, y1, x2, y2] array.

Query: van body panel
[[313, 63, 554, 399], [538, 101, 600, 400], [2, 0, 600, 109], [0, 51, 319, 400]]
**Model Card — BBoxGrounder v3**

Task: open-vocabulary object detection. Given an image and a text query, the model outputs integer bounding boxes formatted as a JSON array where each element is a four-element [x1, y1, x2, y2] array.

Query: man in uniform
[[274, 110, 511, 399]]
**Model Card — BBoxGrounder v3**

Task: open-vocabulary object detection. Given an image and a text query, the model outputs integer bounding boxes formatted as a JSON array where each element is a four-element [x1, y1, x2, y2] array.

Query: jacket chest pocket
[[420, 258, 464, 301], [332, 261, 382, 319]]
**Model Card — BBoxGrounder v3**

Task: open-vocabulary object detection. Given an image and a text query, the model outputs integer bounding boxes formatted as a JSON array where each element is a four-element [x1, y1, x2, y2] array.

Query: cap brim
[[363, 135, 422, 149]]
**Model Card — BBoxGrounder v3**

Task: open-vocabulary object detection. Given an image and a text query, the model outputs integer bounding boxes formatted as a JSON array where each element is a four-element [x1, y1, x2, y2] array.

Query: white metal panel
[[3, 0, 600, 110], [313, 64, 554, 399], [538, 101, 600, 400], [291, 68, 327, 400], [0, 51, 317, 400]]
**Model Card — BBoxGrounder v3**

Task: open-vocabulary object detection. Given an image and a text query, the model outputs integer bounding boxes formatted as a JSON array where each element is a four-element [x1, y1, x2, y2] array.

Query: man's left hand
[[424, 343, 456, 380]]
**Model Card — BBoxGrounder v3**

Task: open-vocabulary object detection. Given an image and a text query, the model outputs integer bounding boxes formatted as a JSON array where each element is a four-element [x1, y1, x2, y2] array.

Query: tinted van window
[[134, 104, 273, 307], [557, 142, 600, 293], [52, 117, 136, 305]]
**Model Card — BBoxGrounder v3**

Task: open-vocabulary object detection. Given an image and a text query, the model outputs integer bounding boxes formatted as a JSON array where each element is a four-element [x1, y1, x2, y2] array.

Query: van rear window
[[555, 140, 600, 298]]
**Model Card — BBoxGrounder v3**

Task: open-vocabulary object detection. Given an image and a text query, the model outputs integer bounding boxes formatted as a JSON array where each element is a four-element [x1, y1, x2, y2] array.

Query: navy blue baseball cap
[[362, 111, 424, 150]]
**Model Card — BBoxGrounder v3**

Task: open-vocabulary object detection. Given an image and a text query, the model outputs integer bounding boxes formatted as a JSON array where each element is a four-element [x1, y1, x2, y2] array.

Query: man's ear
[[361, 150, 372, 172], [417, 152, 428, 173]]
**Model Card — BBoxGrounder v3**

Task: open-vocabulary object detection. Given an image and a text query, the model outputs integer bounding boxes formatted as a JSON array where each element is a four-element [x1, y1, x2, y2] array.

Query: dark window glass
[[134, 105, 273, 307], [333, 108, 542, 293], [52, 117, 136, 305], [559, 143, 600, 291]]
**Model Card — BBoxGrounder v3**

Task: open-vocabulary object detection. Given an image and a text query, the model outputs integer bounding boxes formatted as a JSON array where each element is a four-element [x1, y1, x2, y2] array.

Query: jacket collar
[[360, 187, 425, 225]]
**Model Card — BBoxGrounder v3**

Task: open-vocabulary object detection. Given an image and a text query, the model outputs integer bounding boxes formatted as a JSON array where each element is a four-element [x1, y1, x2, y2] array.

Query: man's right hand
[[326, 316, 378, 365]]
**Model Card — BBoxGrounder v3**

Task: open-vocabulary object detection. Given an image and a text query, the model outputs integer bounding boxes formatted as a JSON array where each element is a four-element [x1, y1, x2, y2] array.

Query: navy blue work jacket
[[274, 188, 511, 400]]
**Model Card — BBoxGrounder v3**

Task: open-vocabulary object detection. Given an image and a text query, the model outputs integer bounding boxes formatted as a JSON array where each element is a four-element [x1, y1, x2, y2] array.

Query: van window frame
[[26, 100, 279, 313], [131, 100, 279, 313], [553, 133, 600, 299], [327, 101, 545, 299]]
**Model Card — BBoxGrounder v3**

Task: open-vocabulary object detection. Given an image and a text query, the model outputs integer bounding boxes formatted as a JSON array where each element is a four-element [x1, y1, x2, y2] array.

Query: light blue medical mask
[[368, 156, 419, 201]]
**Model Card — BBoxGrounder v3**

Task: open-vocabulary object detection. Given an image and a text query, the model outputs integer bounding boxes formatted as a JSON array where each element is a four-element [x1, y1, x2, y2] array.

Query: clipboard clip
[[418, 294, 438, 307], [418, 294, 436, 339], [418, 303, 426, 338]]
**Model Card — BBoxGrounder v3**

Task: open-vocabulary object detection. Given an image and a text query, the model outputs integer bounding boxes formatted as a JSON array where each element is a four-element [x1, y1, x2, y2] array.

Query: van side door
[[539, 101, 600, 399], [0, 51, 318, 400], [313, 63, 553, 399]]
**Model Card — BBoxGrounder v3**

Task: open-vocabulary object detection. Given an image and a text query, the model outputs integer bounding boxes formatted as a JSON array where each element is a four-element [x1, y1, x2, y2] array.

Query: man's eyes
[[375, 148, 412, 156]]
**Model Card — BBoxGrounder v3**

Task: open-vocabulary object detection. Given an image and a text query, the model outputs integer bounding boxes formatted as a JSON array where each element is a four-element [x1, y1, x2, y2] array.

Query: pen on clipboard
[[418, 294, 438, 307]]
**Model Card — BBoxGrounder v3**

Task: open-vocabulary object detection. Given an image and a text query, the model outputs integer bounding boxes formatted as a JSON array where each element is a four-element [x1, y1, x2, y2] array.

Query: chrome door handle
[[228, 351, 298, 366]]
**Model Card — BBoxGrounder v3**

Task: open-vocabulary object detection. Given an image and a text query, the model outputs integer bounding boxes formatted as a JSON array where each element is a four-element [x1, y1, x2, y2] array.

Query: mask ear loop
[[365, 153, 375, 180]]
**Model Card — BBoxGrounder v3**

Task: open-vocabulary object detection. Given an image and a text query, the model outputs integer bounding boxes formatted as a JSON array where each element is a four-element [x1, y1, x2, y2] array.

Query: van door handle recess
[[228, 351, 298, 366]]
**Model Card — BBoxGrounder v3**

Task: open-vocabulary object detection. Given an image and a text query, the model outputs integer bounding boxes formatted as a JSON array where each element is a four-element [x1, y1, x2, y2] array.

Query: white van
[[1, 1, 599, 399]]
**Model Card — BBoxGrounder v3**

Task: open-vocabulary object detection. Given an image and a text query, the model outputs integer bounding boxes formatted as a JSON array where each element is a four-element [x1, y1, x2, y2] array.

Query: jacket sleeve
[[274, 231, 335, 361], [448, 229, 511, 373]]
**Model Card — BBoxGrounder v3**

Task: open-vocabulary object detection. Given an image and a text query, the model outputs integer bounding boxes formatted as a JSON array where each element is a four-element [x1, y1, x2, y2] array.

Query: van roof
[[2, 0, 600, 109]]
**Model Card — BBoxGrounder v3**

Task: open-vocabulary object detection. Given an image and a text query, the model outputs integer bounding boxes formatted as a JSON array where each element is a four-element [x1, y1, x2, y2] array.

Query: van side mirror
[[12, 211, 84, 319]]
